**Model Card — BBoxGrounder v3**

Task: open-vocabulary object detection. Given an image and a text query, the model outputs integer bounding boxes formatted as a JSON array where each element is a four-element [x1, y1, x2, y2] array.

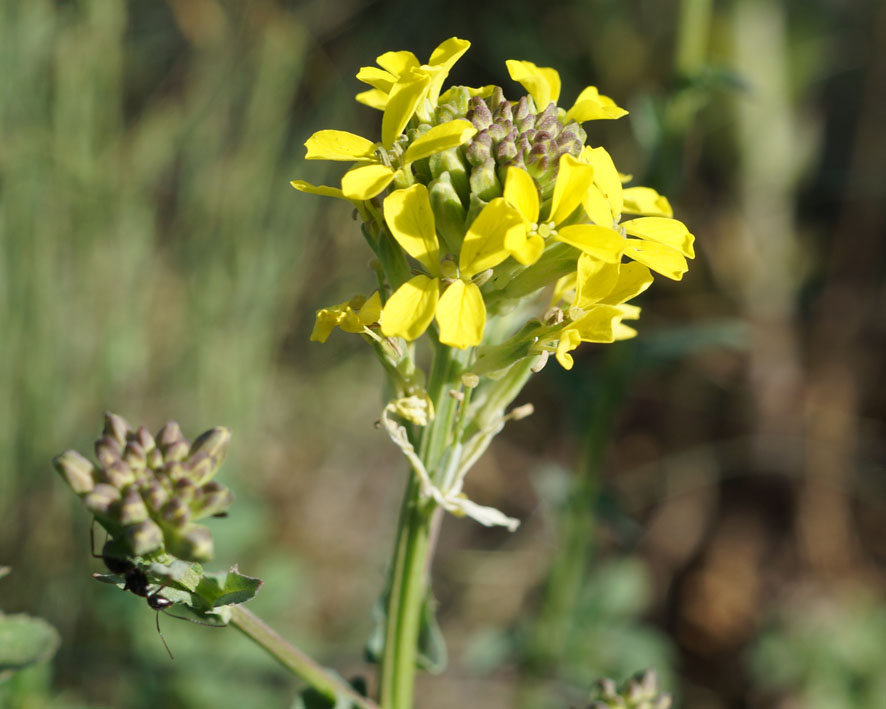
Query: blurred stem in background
[[517, 1, 713, 701]]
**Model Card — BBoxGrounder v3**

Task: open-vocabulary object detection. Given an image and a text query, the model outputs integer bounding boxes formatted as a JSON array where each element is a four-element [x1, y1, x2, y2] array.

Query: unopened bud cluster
[[54, 412, 233, 562], [588, 669, 672, 709]]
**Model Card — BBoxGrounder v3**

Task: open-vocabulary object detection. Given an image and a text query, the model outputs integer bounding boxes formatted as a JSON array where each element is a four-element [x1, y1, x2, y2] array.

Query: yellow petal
[[436, 280, 485, 348], [555, 224, 624, 262], [622, 217, 695, 258], [426, 37, 471, 104], [551, 271, 577, 307], [341, 164, 396, 200], [310, 306, 347, 342], [582, 184, 613, 227], [503, 166, 540, 224], [356, 66, 397, 92], [305, 130, 377, 161], [505, 59, 561, 109], [380, 275, 439, 340], [356, 89, 388, 111], [572, 304, 624, 343], [402, 119, 477, 164], [290, 180, 345, 200], [582, 146, 623, 219], [601, 262, 653, 305], [549, 154, 596, 226], [383, 184, 440, 274], [573, 254, 620, 308], [564, 86, 628, 123], [623, 238, 688, 280], [555, 327, 582, 369], [358, 291, 382, 325], [505, 228, 545, 266], [382, 68, 431, 148], [622, 187, 673, 217], [460, 198, 524, 277], [376, 50, 420, 76]]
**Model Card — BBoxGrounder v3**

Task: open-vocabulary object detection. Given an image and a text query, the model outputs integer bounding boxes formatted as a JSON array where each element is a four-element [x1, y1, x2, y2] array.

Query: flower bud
[[54, 450, 97, 495], [94, 435, 122, 467], [146, 447, 164, 469], [429, 172, 467, 254], [429, 144, 468, 186], [102, 460, 136, 489], [103, 412, 131, 447], [123, 440, 146, 469], [84, 484, 121, 517], [119, 487, 149, 525], [125, 519, 164, 556], [161, 438, 189, 463], [193, 482, 234, 519], [160, 498, 190, 528], [134, 425, 156, 452], [171, 525, 213, 562], [465, 131, 492, 166], [492, 97, 513, 123], [156, 421, 184, 448], [469, 157, 502, 201], [142, 480, 169, 511], [189, 427, 230, 466], [174, 476, 198, 503], [466, 96, 492, 131]]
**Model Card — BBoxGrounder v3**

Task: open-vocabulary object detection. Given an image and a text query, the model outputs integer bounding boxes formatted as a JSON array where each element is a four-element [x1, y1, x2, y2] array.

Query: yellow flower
[[310, 292, 382, 343], [295, 118, 477, 202], [501, 156, 625, 265], [506, 60, 628, 120], [551, 254, 652, 369], [378, 185, 522, 348], [581, 146, 695, 280], [355, 37, 471, 123]]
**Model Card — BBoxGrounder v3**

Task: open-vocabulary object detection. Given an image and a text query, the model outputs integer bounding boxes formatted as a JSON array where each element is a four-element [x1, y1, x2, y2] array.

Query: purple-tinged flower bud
[[119, 487, 149, 525], [146, 447, 164, 470], [467, 96, 492, 131], [103, 412, 131, 447], [193, 482, 234, 519], [174, 476, 197, 503], [123, 440, 146, 469], [156, 421, 184, 448], [189, 427, 230, 467], [465, 131, 492, 166], [143, 480, 169, 511], [493, 98, 513, 124], [54, 450, 97, 495], [486, 86, 506, 113], [535, 102, 559, 133], [160, 498, 190, 528], [487, 121, 509, 142], [162, 438, 189, 463], [163, 460, 185, 482], [102, 460, 136, 489], [496, 140, 518, 164], [84, 484, 121, 517], [125, 519, 163, 556], [95, 435, 122, 467], [133, 426, 156, 452], [514, 95, 533, 122], [182, 454, 214, 485], [172, 525, 213, 562]]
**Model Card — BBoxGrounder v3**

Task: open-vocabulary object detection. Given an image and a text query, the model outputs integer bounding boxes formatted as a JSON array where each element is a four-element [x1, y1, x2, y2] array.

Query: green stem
[[379, 343, 469, 708], [229, 605, 379, 709]]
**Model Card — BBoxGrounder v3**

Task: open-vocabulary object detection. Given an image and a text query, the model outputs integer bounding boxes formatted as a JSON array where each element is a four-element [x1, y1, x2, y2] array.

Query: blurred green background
[[1, 0, 884, 707]]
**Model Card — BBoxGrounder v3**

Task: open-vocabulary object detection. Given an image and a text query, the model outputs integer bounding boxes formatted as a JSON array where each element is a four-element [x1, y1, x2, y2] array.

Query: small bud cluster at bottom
[[588, 669, 672, 709], [54, 412, 234, 562]]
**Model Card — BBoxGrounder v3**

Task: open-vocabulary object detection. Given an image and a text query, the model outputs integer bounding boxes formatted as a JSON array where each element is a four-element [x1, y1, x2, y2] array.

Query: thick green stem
[[379, 344, 469, 708], [230, 605, 379, 709]]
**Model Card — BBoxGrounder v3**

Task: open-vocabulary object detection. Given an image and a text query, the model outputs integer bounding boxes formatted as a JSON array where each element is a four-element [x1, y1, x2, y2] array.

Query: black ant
[[90, 524, 218, 659]]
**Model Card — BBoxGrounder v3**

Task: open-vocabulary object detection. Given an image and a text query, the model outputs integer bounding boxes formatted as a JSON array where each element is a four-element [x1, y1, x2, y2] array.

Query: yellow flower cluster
[[293, 38, 694, 369]]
